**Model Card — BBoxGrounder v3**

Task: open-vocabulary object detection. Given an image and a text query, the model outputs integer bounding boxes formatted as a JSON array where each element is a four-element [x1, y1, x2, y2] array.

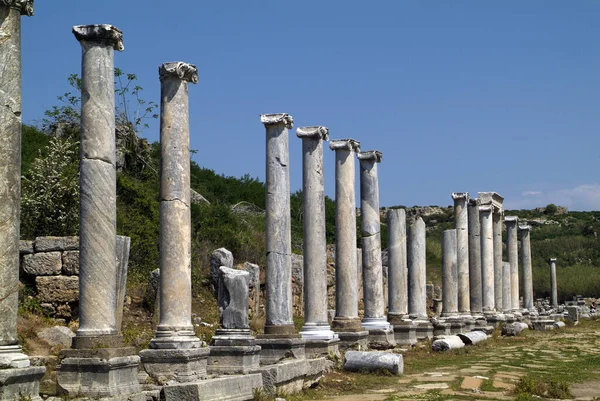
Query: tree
[[545, 204, 558, 215]]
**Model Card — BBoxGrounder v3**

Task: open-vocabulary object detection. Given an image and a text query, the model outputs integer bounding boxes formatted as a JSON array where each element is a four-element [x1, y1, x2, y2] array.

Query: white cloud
[[507, 184, 600, 211], [521, 191, 542, 197]]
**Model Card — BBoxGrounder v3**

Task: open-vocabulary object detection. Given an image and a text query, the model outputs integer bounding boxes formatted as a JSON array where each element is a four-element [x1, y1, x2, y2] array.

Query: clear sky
[[20, 1, 600, 211]]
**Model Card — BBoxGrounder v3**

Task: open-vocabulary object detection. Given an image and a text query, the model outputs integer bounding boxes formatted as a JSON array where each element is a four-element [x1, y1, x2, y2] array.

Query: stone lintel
[[451, 192, 469, 201], [260, 113, 294, 128], [2, 0, 34, 15], [357, 150, 382, 162], [296, 126, 329, 141], [72, 24, 124, 51], [505, 215, 519, 223], [519, 225, 532, 232], [478, 191, 504, 213], [549, 258, 557, 263], [159, 62, 199, 83], [329, 138, 360, 152]]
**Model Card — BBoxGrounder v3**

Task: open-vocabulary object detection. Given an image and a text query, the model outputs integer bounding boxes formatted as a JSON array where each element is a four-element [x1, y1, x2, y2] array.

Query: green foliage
[[545, 203, 558, 215], [21, 124, 50, 173], [512, 376, 571, 399], [114, 68, 159, 133]]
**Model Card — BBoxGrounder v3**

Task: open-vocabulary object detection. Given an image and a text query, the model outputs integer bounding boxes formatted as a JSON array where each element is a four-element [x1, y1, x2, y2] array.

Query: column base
[[0, 366, 46, 401], [263, 324, 298, 337], [361, 317, 392, 331], [366, 327, 396, 350], [0, 346, 31, 369], [387, 313, 410, 325], [299, 324, 338, 341], [148, 329, 203, 349], [254, 337, 305, 365], [207, 329, 260, 375], [412, 319, 434, 340], [71, 334, 124, 349], [335, 331, 369, 350], [332, 317, 363, 332], [139, 348, 210, 384], [56, 347, 143, 400], [303, 338, 340, 359], [392, 320, 417, 346]]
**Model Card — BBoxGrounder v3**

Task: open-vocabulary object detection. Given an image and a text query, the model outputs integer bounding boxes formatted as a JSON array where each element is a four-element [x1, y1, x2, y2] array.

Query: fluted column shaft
[[520, 226, 534, 310], [549, 258, 558, 308], [468, 199, 482, 314], [452, 193, 469, 314], [387, 209, 408, 321], [262, 113, 295, 336], [441, 229, 458, 317], [480, 206, 495, 313], [505, 217, 520, 311], [297, 127, 334, 340], [493, 212, 503, 311], [74, 25, 124, 339], [408, 217, 427, 319]]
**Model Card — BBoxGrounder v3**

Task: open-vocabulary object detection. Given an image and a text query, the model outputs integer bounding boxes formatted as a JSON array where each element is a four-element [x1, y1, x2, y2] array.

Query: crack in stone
[[274, 156, 287, 167], [82, 156, 114, 166], [266, 251, 291, 257], [0, 285, 18, 303], [362, 231, 380, 238], [162, 197, 190, 208]]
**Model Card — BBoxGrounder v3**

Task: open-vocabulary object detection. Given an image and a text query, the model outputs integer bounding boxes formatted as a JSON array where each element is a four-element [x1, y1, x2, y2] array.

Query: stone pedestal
[[255, 338, 305, 365], [549, 258, 558, 308], [391, 320, 417, 346], [0, 366, 45, 401], [468, 199, 483, 315], [452, 193, 470, 315], [414, 320, 434, 340], [505, 216, 520, 312], [520, 225, 534, 311]]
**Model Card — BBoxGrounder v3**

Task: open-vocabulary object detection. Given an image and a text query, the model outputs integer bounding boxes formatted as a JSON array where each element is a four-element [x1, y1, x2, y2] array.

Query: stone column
[[72, 24, 124, 345], [502, 262, 512, 312], [0, 2, 45, 399], [493, 211, 504, 312], [296, 126, 336, 341], [387, 209, 408, 322], [261, 113, 295, 336], [505, 216, 520, 312], [520, 225, 534, 311], [441, 229, 458, 317], [408, 217, 427, 319], [468, 199, 482, 315], [357, 150, 390, 332], [549, 258, 558, 308], [452, 193, 470, 314], [330, 139, 363, 332], [479, 205, 495, 314], [151, 62, 201, 348]]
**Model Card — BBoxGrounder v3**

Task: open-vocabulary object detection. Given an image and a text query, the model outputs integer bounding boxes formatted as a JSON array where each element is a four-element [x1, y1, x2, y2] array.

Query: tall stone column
[[479, 205, 495, 314], [0, 2, 45, 399], [493, 211, 504, 312], [505, 216, 520, 312], [387, 209, 408, 321], [452, 193, 470, 314], [296, 126, 336, 342], [502, 262, 512, 312], [549, 258, 558, 308], [408, 217, 427, 319], [520, 225, 534, 311], [329, 139, 363, 333], [468, 199, 483, 315], [441, 229, 458, 317]]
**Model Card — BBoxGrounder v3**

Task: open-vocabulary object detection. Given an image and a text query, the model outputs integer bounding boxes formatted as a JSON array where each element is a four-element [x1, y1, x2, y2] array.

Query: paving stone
[[413, 382, 449, 390], [461, 376, 482, 389]]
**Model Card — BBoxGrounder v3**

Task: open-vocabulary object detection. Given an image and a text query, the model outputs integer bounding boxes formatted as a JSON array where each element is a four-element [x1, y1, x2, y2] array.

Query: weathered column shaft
[[480, 205, 495, 312], [330, 139, 362, 331], [502, 262, 511, 312], [74, 25, 124, 338], [155, 62, 199, 342], [452, 193, 469, 314], [468, 199, 482, 314], [358, 150, 388, 330], [408, 217, 427, 319], [0, 1, 32, 347], [520, 225, 534, 310], [297, 126, 334, 340], [387, 209, 408, 320], [262, 113, 295, 335], [441, 229, 458, 316], [549, 258, 558, 308], [505, 216, 520, 311], [493, 213, 503, 311]]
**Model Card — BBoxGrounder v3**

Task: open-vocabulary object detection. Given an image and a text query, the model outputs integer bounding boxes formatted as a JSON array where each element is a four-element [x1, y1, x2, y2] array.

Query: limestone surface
[[210, 248, 234, 296], [37, 326, 75, 348], [468, 199, 482, 314], [344, 351, 403, 375], [218, 267, 250, 329], [408, 217, 427, 319], [22, 252, 62, 276], [441, 229, 458, 316], [35, 276, 79, 303], [452, 193, 470, 313], [387, 209, 408, 319]]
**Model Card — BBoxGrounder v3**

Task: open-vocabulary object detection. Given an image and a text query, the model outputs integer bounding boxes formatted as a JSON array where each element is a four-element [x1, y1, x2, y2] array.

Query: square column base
[[413, 320, 434, 340], [304, 338, 340, 359], [366, 328, 396, 350], [335, 331, 369, 350], [162, 373, 263, 401], [433, 322, 452, 336], [253, 358, 332, 396], [207, 345, 261, 375], [0, 366, 46, 401], [139, 347, 210, 384], [392, 320, 417, 346], [254, 338, 305, 365], [56, 347, 143, 400]]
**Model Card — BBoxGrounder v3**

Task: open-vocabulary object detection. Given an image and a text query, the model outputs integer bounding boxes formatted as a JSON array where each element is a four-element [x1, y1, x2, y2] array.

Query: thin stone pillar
[[452, 193, 470, 315], [330, 139, 367, 346], [479, 205, 495, 314], [140, 63, 208, 383], [520, 225, 534, 311], [408, 217, 433, 338], [502, 262, 512, 312], [358, 151, 394, 346], [505, 216, 520, 312], [493, 211, 504, 312], [549, 258, 558, 308], [57, 25, 142, 400], [468, 199, 483, 315], [441, 229, 458, 317], [296, 126, 338, 352], [0, 2, 45, 399]]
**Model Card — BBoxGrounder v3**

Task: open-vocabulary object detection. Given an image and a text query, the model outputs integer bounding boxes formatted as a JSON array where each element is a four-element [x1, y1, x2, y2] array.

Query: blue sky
[[20, 1, 600, 210]]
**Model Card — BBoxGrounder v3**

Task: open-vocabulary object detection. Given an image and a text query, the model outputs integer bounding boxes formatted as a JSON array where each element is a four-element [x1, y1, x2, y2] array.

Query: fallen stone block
[[553, 321, 566, 329], [432, 336, 465, 351], [37, 326, 75, 348], [472, 325, 494, 335], [344, 351, 403, 375], [457, 331, 488, 345], [501, 322, 528, 336]]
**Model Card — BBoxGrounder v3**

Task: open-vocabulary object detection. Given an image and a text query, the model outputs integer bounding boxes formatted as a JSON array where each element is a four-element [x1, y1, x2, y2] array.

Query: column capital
[[478, 191, 504, 213], [505, 215, 518, 224], [260, 113, 294, 128], [72, 24, 124, 51], [519, 225, 532, 232], [452, 192, 469, 201], [549, 258, 557, 263], [329, 138, 360, 152], [357, 150, 382, 163], [479, 204, 493, 214], [296, 126, 329, 141], [1, 0, 33, 16], [159, 62, 199, 83], [468, 198, 480, 206]]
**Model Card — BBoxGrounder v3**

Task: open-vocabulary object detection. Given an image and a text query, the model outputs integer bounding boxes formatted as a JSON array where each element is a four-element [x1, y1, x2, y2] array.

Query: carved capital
[[357, 150, 382, 163], [518, 225, 532, 232], [479, 205, 493, 214], [159, 62, 199, 84], [296, 126, 328, 141], [549, 258, 557, 263], [329, 139, 360, 152], [452, 192, 469, 201], [504, 215, 519, 224], [1, 0, 33, 16], [260, 113, 294, 128], [72, 24, 124, 51]]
